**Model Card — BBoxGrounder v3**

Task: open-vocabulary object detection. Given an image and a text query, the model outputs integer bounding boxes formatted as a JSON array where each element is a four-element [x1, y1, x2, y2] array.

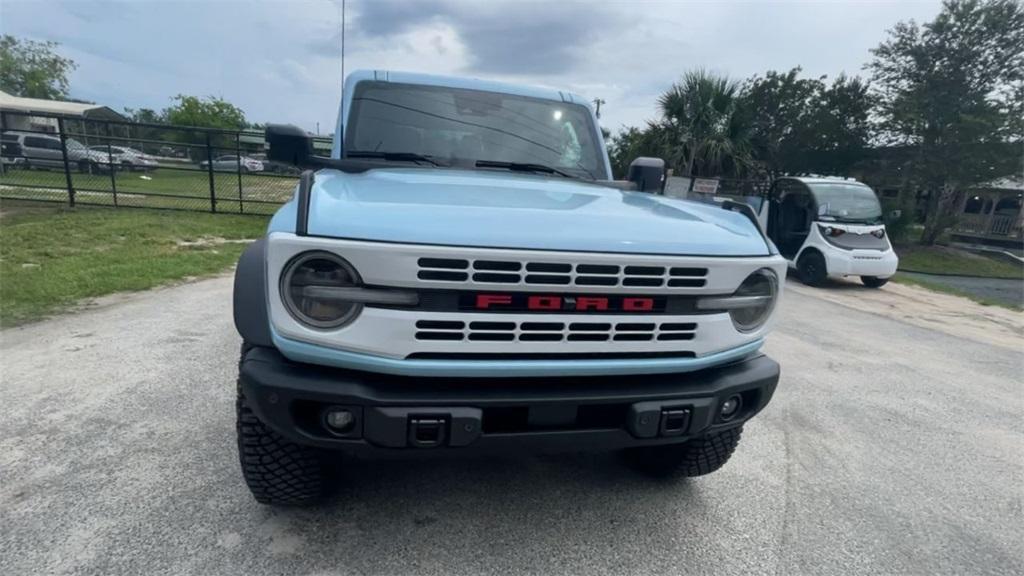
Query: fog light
[[324, 408, 355, 433], [720, 395, 742, 421]]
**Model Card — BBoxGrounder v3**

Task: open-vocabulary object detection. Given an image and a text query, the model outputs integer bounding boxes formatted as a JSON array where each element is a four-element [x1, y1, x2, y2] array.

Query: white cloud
[[1, 0, 944, 134]]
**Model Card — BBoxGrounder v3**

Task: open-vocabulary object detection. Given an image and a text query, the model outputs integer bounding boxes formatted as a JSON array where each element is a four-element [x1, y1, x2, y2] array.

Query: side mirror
[[627, 157, 666, 193], [265, 124, 313, 167]]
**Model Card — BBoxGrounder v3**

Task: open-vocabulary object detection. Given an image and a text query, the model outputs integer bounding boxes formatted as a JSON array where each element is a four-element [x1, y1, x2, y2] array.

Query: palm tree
[[656, 70, 754, 179]]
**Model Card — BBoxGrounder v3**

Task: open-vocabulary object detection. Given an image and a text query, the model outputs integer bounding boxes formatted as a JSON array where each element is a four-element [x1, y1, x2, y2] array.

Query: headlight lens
[[280, 251, 362, 329], [728, 268, 778, 333]]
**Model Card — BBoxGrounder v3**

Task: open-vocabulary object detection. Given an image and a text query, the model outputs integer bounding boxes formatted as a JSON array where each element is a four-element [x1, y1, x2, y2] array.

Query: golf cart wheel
[[625, 427, 743, 478], [861, 276, 889, 288], [797, 251, 828, 286]]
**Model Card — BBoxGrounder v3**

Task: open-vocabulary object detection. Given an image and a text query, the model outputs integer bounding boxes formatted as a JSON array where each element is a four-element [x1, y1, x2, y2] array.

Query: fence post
[[0, 111, 6, 177], [57, 117, 76, 207], [236, 132, 243, 214], [205, 132, 216, 213], [106, 123, 118, 207]]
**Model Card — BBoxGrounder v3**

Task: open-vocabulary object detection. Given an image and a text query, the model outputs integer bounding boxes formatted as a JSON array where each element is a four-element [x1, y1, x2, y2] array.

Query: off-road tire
[[797, 251, 828, 286], [625, 427, 743, 478], [236, 344, 334, 506], [861, 276, 889, 288]]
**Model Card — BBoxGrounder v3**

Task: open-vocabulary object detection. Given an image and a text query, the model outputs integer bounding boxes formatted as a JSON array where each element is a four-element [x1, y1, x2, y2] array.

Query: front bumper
[[239, 346, 780, 455], [825, 247, 899, 278]]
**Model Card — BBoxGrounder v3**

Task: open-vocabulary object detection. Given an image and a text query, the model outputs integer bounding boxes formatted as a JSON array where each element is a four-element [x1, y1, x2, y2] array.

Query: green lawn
[[0, 166, 296, 214], [0, 200, 269, 327], [896, 245, 1023, 279]]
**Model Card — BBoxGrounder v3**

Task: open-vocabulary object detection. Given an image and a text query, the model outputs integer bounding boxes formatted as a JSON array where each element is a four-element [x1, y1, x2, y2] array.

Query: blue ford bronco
[[234, 70, 785, 505]]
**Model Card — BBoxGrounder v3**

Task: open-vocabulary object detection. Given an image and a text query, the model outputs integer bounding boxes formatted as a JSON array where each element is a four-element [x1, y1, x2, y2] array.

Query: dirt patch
[[175, 237, 256, 248], [787, 277, 1023, 350]]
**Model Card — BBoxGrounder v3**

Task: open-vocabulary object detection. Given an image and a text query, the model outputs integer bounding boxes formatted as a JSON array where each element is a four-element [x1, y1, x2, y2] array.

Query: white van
[[759, 177, 898, 287], [1, 133, 111, 173]]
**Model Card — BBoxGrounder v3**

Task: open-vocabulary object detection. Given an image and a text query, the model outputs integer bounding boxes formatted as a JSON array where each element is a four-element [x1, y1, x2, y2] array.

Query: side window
[[45, 138, 64, 150], [24, 136, 48, 148]]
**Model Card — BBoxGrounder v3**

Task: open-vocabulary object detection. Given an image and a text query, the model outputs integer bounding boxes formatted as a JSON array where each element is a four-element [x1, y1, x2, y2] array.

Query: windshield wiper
[[345, 150, 445, 166], [474, 160, 579, 179]]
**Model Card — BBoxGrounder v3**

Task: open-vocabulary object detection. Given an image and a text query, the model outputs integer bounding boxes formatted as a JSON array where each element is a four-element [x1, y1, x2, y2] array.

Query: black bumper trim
[[239, 347, 780, 454]]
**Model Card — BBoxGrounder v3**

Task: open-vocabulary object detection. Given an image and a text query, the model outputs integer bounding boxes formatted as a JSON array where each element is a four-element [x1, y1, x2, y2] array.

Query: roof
[[0, 90, 126, 121], [347, 70, 590, 107], [978, 177, 1024, 192], [779, 176, 865, 185]]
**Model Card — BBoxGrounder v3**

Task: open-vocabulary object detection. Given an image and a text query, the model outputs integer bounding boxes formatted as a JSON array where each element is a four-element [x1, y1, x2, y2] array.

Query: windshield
[[345, 81, 604, 179], [66, 138, 86, 151], [809, 183, 882, 223]]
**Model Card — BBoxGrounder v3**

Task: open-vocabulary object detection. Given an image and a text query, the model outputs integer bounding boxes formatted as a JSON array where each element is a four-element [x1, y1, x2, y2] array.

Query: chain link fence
[[0, 110, 325, 215]]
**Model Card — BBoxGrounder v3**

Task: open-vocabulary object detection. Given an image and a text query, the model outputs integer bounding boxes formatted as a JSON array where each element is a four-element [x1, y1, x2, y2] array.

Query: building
[[0, 90, 126, 133], [952, 177, 1024, 248]]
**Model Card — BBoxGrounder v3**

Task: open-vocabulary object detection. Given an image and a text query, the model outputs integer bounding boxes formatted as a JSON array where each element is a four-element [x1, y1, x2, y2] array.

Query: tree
[[741, 69, 873, 177], [657, 70, 754, 179], [0, 35, 77, 100], [162, 95, 247, 130], [869, 0, 1024, 244], [741, 68, 824, 176], [607, 124, 671, 179]]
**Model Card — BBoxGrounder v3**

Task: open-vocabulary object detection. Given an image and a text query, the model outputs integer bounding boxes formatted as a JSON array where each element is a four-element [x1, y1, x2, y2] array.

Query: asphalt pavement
[[1, 276, 1021, 575]]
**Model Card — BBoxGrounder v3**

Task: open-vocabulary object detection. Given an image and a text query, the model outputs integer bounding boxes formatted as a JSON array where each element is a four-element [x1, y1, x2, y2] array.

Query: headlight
[[280, 251, 362, 329], [696, 268, 778, 333]]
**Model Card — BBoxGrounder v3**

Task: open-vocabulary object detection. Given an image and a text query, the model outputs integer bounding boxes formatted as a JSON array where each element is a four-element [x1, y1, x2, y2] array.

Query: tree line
[[608, 0, 1023, 244]]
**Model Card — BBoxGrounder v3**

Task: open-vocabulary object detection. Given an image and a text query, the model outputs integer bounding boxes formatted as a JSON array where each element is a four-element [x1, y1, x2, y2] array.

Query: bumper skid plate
[[240, 347, 780, 454]]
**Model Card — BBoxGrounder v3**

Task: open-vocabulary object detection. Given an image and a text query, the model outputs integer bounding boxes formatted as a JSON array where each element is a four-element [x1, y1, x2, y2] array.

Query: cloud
[[342, 0, 618, 75], [1, 0, 946, 133]]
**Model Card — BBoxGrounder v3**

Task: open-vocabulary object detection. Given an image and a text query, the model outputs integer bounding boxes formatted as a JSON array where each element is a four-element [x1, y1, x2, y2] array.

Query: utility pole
[[592, 98, 605, 119]]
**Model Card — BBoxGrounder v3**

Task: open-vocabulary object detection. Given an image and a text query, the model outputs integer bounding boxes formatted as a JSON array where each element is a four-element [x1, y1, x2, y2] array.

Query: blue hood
[[276, 168, 769, 257]]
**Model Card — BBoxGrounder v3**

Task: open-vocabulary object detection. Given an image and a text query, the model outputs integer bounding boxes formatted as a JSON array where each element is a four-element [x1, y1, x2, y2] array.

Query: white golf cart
[[759, 177, 898, 287]]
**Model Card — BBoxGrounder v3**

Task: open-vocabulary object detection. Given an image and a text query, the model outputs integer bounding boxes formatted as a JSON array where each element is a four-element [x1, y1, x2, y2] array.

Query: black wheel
[[236, 344, 334, 506], [77, 159, 91, 173], [861, 276, 889, 288], [797, 251, 828, 286], [625, 427, 743, 478]]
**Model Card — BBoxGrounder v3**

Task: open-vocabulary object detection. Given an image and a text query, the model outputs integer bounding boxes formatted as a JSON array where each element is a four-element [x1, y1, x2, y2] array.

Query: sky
[[1, 0, 944, 135]]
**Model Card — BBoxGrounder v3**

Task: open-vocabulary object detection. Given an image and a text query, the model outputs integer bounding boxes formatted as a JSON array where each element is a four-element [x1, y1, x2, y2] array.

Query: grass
[[896, 244, 1023, 279], [0, 166, 296, 215], [891, 274, 1022, 310], [0, 200, 269, 327]]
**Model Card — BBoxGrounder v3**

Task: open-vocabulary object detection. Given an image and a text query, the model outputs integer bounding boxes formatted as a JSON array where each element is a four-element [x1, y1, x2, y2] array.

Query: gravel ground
[[899, 272, 1023, 308], [1, 276, 1021, 576]]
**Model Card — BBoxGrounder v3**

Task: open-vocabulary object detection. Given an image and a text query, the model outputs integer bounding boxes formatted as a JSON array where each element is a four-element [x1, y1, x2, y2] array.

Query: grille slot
[[414, 319, 699, 345], [414, 258, 713, 288]]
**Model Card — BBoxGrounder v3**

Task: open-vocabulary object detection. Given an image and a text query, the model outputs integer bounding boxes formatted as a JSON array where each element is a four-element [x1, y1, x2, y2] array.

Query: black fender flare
[[233, 238, 273, 348]]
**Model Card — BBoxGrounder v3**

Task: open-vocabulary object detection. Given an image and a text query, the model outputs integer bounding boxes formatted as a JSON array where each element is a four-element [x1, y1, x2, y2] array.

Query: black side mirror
[[266, 124, 313, 167], [627, 157, 666, 193]]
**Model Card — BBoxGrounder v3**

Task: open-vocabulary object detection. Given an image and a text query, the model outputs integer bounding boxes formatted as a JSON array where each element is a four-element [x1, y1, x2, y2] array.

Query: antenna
[[340, 0, 346, 91]]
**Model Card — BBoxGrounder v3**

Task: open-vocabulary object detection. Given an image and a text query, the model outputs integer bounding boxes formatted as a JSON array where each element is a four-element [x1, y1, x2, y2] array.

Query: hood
[[290, 168, 769, 257]]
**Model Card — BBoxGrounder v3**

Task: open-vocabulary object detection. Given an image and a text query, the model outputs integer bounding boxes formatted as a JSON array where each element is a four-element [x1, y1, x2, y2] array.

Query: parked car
[[1, 134, 24, 166], [198, 155, 264, 172], [2, 133, 111, 173], [232, 70, 786, 506], [251, 152, 299, 175], [758, 176, 898, 287], [88, 145, 159, 171]]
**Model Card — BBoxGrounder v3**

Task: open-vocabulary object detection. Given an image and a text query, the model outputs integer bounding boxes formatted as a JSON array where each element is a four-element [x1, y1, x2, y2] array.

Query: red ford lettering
[[622, 297, 655, 311], [528, 295, 562, 310], [476, 294, 513, 309], [575, 297, 609, 311]]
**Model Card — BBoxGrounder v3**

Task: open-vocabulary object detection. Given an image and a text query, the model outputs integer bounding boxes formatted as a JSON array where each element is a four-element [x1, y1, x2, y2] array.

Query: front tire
[[236, 345, 334, 505], [797, 251, 828, 286], [625, 427, 743, 478], [861, 276, 889, 288]]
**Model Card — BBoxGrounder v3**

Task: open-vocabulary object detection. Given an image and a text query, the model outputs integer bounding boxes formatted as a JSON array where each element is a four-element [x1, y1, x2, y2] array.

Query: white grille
[[417, 257, 707, 288]]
